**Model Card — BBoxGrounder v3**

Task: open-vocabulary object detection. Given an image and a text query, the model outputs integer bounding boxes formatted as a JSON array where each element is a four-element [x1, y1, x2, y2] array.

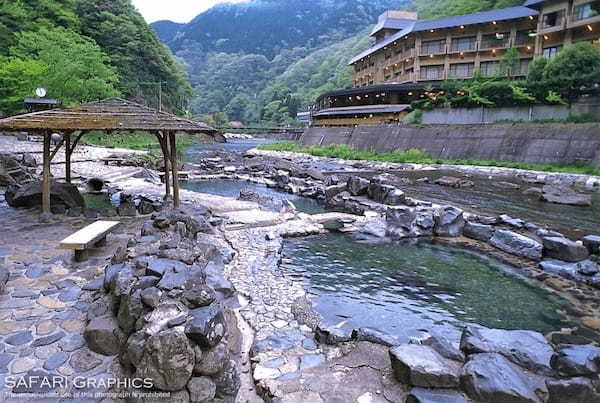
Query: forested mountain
[[414, 0, 522, 19], [153, 0, 411, 125], [0, 0, 192, 117], [153, 0, 524, 125]]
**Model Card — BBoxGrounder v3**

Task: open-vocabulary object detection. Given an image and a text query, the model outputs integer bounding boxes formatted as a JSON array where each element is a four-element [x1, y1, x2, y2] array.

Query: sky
[[132, 0, 249, 24]]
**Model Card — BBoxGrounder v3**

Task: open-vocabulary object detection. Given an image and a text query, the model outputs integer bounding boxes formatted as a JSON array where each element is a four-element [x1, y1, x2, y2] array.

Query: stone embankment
[[84, 208, 243, 401]]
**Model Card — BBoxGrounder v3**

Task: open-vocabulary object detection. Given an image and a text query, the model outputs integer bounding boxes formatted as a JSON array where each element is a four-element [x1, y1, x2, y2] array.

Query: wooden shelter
[[0, 98, 217, 212]]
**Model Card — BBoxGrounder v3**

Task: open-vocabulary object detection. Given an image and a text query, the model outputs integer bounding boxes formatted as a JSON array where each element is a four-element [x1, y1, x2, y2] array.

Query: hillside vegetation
[[0, 0, 192, 117], [155, 0, 530, 126], [153, 0, 410, 125]]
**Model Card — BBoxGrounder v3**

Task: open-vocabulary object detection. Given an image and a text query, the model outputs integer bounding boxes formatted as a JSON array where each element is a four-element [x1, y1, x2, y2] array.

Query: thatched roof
[[0, 98, 216, 134]]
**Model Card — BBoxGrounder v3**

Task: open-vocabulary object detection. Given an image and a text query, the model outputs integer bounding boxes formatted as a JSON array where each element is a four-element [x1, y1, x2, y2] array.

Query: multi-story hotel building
[[310, 0, 600, 126]]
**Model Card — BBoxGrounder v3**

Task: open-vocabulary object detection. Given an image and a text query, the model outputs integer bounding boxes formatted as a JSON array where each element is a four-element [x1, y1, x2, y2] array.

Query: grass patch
[[83, 131, 210, 152], [258, 142, 600, 176], [84, 194, 112, 210]]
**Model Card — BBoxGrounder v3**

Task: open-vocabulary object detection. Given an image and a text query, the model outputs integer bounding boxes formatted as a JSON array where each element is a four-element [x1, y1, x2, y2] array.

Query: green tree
[[542, 42, 600, 102], [0, 58, 46, 115], [499, 48, 520, 78], [10, 27, 120, 106], [75, 0, 193, 113]]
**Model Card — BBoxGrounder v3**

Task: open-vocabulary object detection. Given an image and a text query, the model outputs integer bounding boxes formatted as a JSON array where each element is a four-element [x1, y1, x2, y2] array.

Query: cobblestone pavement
[[0, 192, 142, 401], [224, 226, 406, 402]]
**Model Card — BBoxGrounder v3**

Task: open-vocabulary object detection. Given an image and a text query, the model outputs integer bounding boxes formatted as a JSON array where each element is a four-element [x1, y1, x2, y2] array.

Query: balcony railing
[[514, 36, 536, 46], [480, 37, 510, 50], [420, 44, 446, 56], [449, 43, 478, 53]]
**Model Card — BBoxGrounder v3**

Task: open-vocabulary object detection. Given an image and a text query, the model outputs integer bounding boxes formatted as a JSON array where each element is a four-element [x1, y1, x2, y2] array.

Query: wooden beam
[[65, 132, 72, 183], [49, 137, 65, 162], [169, 131, 180, 208], [71, 131, 86, 151], [42, 131, 51, 214]]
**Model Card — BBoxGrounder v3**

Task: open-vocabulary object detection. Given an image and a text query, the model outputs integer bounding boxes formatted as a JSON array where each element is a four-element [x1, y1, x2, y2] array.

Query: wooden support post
[[155, 131, 171, 197], [65, 132, 72, 183], [42, 131, 51, 214], [169, 131, 180, 208]]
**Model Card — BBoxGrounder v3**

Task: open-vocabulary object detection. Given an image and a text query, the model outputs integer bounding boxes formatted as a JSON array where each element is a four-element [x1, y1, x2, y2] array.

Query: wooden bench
[[101, 157, 126, 166], [60, 221, 120, 261], [158, 171, 190, 182]]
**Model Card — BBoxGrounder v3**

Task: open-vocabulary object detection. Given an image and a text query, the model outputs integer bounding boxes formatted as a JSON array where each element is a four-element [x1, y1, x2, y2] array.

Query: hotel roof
[[350, 6, 539, 65]]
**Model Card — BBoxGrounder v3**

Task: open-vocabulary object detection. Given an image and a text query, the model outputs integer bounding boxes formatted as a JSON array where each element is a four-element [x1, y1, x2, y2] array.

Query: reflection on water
[[184, 180, 325, 214], [283, 234, 574, 342]]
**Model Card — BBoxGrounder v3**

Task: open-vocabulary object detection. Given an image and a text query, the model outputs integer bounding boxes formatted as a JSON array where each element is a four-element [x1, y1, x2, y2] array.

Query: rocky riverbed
[[2, 132, 600, 402]]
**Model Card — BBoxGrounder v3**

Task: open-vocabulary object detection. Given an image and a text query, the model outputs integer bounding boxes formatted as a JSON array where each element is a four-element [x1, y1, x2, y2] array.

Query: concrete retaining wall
[[299, 124, 600, 167]]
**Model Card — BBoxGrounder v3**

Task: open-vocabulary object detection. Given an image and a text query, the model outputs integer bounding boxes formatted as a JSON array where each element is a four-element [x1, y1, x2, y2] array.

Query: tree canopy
[[0, 0, 192, 117]]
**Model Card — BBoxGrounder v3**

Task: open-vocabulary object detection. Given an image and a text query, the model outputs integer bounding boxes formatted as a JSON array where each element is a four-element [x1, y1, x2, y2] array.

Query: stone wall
[[84, 208, 241, 401], [299, 123, 600, 166]]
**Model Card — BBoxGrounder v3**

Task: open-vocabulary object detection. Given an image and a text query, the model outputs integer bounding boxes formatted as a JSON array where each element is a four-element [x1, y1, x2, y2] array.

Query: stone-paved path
[[0, 194, 141, 401], [224, 226, 406, 403]]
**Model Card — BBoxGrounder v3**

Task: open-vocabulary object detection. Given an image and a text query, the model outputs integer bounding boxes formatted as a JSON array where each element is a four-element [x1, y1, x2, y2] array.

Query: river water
[[282, 234, 575, 341], [184, 139, 584, 339]]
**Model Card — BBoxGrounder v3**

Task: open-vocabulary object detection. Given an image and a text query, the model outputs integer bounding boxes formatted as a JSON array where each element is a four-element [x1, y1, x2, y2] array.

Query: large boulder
[[546, 377, 600, 403], [582, 235, 600, 254], [460, 325, 554, 375], [461, 353, 548, 403], [433, 206, 464, 237], [539, 260, 585, 282], [540, 185, 592, 207], [84, 316, 123, 356], [543, 237, 589, 263], [347, 176, 369, 196], [185, 305, 227, 348], [489, 230, 543, 260], [5, 180, 85, 209], [550, 344, 600, 376], [136, 329, 195, 392], [368, 182, 396, 203], [187, 376, 216, 402], [389, 344, 462, 388], [464, 221, 495, 242]]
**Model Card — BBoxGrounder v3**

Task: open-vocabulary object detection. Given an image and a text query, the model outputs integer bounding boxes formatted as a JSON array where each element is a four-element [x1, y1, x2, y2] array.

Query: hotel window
[[421, 39, 446, 54], [481, 32, 510, 49], [450, 36, 477, 52], [449, 63, 474, 78], [542, 10, 565, 28], [574, 1, 600, 21], [420, 65, 445, 80], [542, 45, 562, 58], [480, 61, 500, 76], [517, 59, 532, 75]]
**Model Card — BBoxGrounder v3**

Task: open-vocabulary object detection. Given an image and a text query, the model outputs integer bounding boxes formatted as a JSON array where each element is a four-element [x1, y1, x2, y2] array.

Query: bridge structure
[[215, 126, 304, 141]]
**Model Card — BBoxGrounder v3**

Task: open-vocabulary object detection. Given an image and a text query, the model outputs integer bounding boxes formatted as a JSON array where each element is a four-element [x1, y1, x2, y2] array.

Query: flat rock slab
[[389, 344, 462, 388], [461, 353, 547, 403], [460, 325, 554, 375], [489, 230, 542, 260]]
